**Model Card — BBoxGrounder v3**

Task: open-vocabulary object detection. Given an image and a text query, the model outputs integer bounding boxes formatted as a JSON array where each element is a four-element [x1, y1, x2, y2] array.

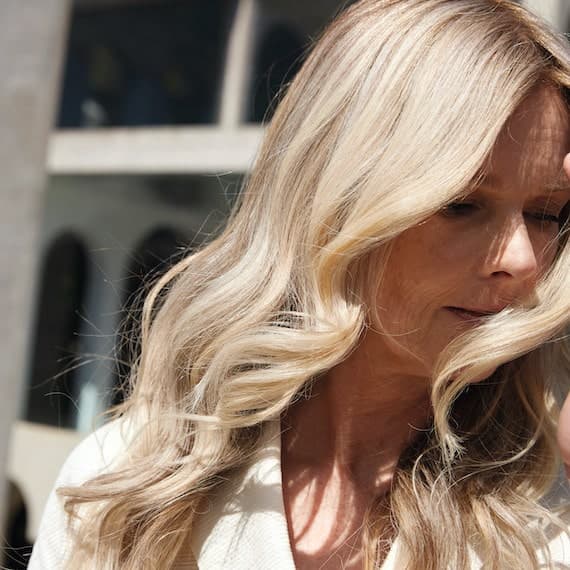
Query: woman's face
[[373, 84, 570, 378]]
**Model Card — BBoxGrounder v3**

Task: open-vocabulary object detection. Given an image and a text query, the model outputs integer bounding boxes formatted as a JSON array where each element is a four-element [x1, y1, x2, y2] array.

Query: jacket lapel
[[191, 421, 297, 569], [188, 421, 486, 570]]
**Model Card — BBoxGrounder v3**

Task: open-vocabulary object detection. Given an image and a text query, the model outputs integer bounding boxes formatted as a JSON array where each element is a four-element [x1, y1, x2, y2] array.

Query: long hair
[[61, 1, 570, 568]]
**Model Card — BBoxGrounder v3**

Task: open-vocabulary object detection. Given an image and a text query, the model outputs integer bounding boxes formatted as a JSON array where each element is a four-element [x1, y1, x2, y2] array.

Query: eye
[[441, 201, 479, 217], [525, 211, 560, 225], [525, 201, 569, 230]]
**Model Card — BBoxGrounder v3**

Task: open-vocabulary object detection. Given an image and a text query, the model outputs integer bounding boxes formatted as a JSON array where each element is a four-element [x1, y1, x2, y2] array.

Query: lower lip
[[446, 307, 486, 322]]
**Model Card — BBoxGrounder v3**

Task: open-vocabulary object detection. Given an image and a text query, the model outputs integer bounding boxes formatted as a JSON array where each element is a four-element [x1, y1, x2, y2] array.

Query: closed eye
[[440, 200, 568, 228], [525, 211, 560, 224], [441, 201, 479, 217]]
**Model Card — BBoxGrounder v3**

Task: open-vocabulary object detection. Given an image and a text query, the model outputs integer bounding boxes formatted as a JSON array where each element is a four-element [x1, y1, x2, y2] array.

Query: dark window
[[247, 1, 360, 123], [249, 22, 305, 123], [112, 226, 191, 406], [57, 0, 237, 128], [26, 233, 87, 428]]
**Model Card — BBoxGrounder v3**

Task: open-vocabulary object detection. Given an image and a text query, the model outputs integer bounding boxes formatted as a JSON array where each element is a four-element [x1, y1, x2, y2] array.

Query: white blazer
[[29, 419, 570, 569]]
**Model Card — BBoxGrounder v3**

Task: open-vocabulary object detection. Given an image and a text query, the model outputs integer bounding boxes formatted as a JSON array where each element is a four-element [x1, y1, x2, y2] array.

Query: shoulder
[[53, 417, 136, 487], [27, 417, 135, 570]]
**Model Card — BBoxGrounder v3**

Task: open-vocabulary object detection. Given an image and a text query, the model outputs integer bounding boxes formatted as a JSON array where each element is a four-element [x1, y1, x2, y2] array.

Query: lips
[[446, 307, 502, 321]]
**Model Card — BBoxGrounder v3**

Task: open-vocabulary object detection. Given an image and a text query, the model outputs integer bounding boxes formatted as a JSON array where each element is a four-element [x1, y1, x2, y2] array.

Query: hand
[[556, 153, 570, 478]]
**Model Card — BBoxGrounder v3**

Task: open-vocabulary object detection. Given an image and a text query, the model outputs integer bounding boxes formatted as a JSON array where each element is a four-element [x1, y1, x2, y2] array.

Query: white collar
[[190, 420, 402, 569], [188, 420, 570, 569]]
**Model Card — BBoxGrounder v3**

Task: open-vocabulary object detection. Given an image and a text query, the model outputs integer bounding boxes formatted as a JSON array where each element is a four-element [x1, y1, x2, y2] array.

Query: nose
[[482, 218, 539, 283]]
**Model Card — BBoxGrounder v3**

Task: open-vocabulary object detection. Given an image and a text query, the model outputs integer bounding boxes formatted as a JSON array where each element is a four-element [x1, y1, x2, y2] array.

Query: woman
[[29, 0, 570, 568]]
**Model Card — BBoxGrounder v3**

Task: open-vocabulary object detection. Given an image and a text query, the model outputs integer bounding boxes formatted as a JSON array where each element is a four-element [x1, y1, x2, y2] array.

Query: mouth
[[445, 307, 498, 321]]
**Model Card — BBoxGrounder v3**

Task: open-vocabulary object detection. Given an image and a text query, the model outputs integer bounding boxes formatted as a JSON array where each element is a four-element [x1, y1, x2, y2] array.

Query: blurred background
[[0, 0, 567, 567]]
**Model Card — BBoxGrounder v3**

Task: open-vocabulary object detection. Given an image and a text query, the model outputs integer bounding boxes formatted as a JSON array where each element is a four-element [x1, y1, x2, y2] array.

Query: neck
[[282, 330, 433, 493]]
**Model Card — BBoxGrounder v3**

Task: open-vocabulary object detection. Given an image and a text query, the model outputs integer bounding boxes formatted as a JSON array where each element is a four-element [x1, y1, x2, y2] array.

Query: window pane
[[26, 174, 238, 428], [57, 0, 237, 128], [247, 0, 359, 123]]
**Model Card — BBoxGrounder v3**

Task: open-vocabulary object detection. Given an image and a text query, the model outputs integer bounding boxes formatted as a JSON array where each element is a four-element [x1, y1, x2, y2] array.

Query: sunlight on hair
[[58, 1, 570, 568]]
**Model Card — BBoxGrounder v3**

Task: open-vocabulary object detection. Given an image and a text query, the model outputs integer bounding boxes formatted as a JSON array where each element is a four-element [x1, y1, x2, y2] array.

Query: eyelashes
[[440, 201, 478, 217], [441, 200, 564, 228]]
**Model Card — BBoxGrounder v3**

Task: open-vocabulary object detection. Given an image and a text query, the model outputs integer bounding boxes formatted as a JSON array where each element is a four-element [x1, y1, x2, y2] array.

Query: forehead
[[485, 84, 570, 192]]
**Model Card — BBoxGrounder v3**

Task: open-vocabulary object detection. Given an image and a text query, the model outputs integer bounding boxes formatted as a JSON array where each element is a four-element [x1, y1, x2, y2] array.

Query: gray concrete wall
[[524, 0, 570, 31], [0, 0, 70, 532]]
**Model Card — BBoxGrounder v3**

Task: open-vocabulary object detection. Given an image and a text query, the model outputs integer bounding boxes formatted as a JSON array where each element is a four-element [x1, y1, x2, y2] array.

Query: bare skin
[[282, 342, 431, 569], [282, 85, 570, 570]]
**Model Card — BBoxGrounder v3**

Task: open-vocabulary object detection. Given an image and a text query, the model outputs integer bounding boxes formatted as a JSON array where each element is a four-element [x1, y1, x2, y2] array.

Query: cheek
[[374, 230, 465, 323], [388, 224, 471, 290]]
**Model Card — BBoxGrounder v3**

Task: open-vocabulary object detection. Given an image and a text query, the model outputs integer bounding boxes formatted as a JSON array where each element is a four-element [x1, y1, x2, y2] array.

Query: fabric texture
[[29, 419, 570, 569], [27, 419, 135, 569]]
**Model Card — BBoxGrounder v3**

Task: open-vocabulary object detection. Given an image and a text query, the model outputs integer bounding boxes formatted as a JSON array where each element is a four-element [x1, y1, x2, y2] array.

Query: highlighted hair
[[62, 1, 570, 568]]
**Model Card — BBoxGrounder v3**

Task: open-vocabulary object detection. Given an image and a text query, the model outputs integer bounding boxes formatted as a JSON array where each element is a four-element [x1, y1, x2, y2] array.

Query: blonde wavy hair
[[61, 1, 570, 568]]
